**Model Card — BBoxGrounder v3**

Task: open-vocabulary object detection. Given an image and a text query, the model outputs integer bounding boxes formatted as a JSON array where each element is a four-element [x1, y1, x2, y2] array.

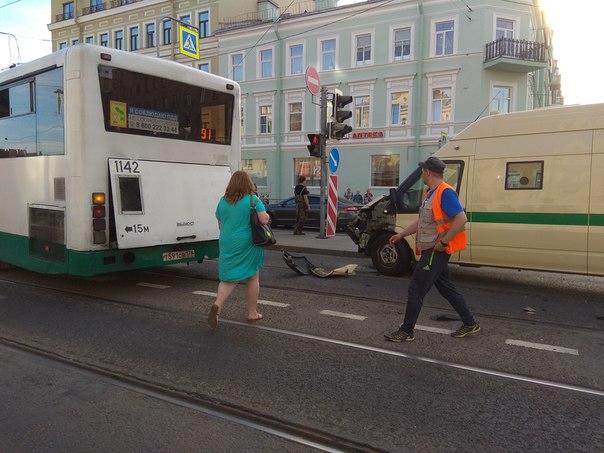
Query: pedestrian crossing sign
[[179, 25, 199, 59]]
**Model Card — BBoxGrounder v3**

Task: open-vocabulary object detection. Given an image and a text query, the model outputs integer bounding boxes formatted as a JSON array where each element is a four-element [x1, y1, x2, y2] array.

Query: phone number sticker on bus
[[163, 250, 195, 262], [128, 106, 179, 135]]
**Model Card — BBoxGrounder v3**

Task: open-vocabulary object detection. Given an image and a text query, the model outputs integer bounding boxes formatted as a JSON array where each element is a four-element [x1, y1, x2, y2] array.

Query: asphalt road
[[0, 250, 603, 452]]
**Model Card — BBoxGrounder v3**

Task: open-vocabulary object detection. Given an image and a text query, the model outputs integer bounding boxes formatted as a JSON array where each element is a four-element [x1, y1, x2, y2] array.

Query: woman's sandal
[[208, 304, 220, 329], [246, 313, 264, 323]]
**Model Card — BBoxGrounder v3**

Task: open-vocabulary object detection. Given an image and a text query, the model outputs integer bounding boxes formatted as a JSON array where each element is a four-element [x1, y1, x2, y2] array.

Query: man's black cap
[[419, 156, 446, 174]]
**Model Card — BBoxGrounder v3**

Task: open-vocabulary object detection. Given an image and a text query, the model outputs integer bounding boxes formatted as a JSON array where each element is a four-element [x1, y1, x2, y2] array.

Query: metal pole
[[318, 87, 328, 239]]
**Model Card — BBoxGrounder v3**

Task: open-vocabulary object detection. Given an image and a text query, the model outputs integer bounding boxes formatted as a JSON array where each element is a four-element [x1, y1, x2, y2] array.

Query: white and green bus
[[0, 44, 240, 276]]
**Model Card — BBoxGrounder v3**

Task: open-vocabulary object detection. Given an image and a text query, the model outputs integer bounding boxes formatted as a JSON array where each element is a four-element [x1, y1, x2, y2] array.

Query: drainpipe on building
[[273, 21, 283, 200], [412, 0, 425, 166]]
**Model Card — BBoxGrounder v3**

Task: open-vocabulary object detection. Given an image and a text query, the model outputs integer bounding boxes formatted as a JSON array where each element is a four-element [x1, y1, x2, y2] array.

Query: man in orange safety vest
[[385, 157, 480, 343]]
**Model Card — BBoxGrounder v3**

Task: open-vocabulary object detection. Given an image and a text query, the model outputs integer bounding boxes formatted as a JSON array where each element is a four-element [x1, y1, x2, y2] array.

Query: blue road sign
[[179, 26, 199, 59], [329, 148, 340, 173]]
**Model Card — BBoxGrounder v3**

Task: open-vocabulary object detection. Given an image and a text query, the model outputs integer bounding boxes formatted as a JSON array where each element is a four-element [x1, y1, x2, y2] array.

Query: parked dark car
[[266, 195, 362, 230]]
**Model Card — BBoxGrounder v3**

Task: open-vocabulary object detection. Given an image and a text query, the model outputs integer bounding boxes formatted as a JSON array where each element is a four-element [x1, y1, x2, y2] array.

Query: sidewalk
[[268, 228, 365, 258]]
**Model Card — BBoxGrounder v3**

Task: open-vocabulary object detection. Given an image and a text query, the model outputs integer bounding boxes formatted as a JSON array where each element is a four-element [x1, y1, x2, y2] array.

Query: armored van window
[[505, 161, 543, 190]]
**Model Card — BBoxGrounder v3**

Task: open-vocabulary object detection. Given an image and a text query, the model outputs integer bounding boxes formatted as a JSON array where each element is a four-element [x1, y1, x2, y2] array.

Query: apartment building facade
[[48, 0, 288, 72], [48, 0, 561, 202]]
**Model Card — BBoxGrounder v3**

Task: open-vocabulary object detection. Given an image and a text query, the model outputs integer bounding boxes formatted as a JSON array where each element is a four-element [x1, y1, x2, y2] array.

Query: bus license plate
[[162, 250, 195, 261]]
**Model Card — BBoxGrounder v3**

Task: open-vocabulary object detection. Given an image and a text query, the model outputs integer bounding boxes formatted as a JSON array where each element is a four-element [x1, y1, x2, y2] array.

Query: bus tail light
[[92, 192, 106, 244]]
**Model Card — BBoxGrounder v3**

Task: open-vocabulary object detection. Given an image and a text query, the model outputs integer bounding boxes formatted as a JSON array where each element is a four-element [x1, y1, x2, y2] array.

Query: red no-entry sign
[[305, 66, 321, 95]]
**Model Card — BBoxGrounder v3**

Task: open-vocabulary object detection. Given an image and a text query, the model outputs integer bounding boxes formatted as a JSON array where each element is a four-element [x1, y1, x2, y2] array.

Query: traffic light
[[307, 133, 322, 157], [330, 89, 353, 140]]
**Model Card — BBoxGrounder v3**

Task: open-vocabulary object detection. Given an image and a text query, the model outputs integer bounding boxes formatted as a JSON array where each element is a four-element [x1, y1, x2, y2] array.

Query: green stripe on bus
[[0, 230, 220, 276], [470, 212, 604, 226]]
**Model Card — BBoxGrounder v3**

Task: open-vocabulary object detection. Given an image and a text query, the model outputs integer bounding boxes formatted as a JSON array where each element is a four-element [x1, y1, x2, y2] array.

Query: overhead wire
[[0, 0, 22, 9], [221, 0, 398, 63], [226, 0, 298, 79]]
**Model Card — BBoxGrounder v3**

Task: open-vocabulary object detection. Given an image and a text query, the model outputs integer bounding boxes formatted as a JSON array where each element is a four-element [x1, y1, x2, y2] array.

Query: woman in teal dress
[[208, 170, 270, 328]]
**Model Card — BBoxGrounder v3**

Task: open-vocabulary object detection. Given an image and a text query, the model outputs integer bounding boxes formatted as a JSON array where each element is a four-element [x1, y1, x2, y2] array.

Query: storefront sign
[[352, 131, 384, 139]]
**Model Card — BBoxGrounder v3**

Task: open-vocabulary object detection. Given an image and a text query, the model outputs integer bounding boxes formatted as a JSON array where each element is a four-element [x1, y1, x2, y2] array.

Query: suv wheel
[[370, 232, 412, 276]]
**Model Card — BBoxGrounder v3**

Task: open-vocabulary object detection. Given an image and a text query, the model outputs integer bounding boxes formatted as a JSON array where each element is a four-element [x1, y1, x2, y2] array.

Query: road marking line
[[415, 325, 454, 335], [228, 323, 602, 397], [505, 339, 579, 356], [258, 300, 290, 308], [192, 290, 216, 297], [320, 310, 366, 321], [192, 291, 289, 307], [137, 282, 170, 289]]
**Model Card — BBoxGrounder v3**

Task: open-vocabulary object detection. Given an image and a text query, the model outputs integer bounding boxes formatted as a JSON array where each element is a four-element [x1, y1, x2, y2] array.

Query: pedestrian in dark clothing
[[385, 156, 480, 343], [293, 176, 309, 235]]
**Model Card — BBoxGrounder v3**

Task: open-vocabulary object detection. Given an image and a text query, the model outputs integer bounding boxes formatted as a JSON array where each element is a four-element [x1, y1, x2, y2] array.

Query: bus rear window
[[98, 65, 234, 145]]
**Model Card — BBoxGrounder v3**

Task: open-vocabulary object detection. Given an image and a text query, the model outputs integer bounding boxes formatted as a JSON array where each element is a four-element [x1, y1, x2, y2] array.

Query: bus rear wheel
[[370, 233, 412, 276]]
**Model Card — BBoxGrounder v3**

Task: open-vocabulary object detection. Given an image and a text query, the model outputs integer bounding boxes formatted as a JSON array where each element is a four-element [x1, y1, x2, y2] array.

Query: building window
[[59, 42, 67, 50], [355, 34, 372, 66], [198, 11, 209, 38], [115, 30, 123, 50], [320, 39, 336, 71], [100, 33, 108, 47], [288, 102, 302, 132], [432, 87, 452, 122], [90, 0, 103, 13], [71, 39, 79, 46], [491, 86, 511, 114], [242, 159, 267, 187], [130, 27, 139, 50], [163, 20, 171, 44], [259, 49, 273, 78], [496, 18, 515, 39], [231, 53, 243, 81], [354, 95, 370, 128], [85, 36, 94, 44], [198, 62, 209, 72], [180, 15, 190, 24], [394, 27, 411, 60], [63, 2, 74, 19], [435, 20, 454, 56], [294, 158, 321, 187], [505, 161, 543, 190], [146, 23, 155, 48], [391, 92, 409, 126], [259, 105, 272, 133], [289, 44, 303, 75], [371, 155, 400, 187]]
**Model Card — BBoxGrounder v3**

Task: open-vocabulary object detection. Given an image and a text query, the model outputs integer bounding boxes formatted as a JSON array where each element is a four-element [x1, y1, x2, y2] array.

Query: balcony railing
[[484, 37, 546, 64], [109, 0, 138, 8], [54, 0, 143, 21], [82, 3, 106, 16], [55, 12, 74, 21]]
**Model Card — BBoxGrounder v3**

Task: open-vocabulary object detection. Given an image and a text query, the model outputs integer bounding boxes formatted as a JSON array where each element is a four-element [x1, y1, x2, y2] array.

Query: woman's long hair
[[224, 170, 255, 204]]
